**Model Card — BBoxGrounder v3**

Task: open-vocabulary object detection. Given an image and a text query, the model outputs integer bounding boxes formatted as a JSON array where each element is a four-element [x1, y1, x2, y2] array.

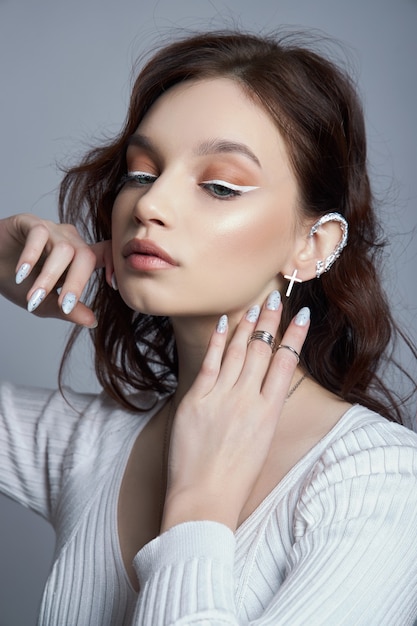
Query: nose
[[131, 176, 174, 229]]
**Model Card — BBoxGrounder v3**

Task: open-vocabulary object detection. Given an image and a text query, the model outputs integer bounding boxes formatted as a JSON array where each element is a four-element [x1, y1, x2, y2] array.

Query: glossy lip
[[122, 238, 178, 270]]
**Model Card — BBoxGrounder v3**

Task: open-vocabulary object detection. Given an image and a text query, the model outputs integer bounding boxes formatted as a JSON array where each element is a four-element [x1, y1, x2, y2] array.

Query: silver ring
[[247, 330, 276, 353], [276, 344, 300, 363]]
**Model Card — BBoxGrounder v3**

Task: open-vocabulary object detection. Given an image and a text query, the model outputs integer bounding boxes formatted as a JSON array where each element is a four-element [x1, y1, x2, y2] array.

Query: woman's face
[[112, 77, 301, 319]]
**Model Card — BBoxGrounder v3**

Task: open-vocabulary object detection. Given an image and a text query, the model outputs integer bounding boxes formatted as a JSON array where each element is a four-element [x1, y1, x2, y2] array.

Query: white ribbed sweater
[[1, 381, 417, 625]]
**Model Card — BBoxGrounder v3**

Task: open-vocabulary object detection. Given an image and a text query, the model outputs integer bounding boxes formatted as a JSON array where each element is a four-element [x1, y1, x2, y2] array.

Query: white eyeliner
[[202, 179, 259, 193], [127, 170, 156, 177]]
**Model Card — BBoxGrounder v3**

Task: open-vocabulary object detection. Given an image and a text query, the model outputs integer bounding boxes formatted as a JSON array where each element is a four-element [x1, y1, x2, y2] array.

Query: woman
[[1, 30, 417, 625]]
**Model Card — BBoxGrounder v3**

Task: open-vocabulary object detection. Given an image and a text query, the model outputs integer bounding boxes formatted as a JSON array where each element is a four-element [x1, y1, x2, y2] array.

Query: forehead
[[135, 77, 290, 168]]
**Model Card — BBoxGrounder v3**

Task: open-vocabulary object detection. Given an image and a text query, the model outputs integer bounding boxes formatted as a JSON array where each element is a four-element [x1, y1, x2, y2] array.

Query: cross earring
[[284, 269, 302, 297]]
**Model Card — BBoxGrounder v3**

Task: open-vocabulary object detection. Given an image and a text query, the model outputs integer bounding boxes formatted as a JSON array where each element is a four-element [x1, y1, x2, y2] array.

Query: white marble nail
[[27, 288, 46, 313], [61, 292, 77, 315], [294, 306, 310, 326], [246, 304, 260, 323], [216, 314, 228, 334], [16, 263, 31, 285], [266, 290, 281, 311]]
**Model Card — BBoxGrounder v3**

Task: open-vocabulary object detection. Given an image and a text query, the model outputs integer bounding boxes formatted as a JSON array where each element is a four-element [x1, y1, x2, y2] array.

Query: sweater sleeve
[[0, 381, 95, 522], [132, 424, 417, 625]]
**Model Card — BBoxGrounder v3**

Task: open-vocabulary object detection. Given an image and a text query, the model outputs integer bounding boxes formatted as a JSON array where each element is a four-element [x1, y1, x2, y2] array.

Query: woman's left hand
[[162, 292, 310, 532]]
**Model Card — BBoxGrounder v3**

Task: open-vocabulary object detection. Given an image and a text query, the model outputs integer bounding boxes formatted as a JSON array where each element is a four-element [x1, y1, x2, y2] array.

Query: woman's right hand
[[0, 213, 113, 327]]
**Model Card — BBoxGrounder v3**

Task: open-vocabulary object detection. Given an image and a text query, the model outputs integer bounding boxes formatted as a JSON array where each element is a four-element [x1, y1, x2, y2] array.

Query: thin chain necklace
[[158, 373, 307, 525], [285, 373, 307, 401]]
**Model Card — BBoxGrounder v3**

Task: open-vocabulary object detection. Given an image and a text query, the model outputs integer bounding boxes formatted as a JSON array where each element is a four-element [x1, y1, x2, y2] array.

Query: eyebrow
[[127, 134, 156, 153], [196, 139, 261, 168], [127, 134, 261, 168]]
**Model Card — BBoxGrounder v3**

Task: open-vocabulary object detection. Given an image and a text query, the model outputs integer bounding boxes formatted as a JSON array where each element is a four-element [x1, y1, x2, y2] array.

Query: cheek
[[207, 210, 288, 271]]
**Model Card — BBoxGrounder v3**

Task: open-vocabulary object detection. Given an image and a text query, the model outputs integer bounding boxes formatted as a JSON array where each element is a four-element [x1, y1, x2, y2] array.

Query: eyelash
[[118, 171, 157, 189], [200, 180, 258, 200], [118, 172, 258, 200]]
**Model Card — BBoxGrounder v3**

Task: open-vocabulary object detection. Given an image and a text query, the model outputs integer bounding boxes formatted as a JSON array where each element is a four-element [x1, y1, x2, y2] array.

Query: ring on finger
[[276, 344, 300, 363], [247, 330, 276, 353]]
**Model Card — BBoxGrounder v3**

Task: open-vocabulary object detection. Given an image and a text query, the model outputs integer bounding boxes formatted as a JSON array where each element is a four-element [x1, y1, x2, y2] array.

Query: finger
[[57, 246, 98, 315], [189, 315, 229, 397], [26, 240, 77, 311], [14, 223, 50, 282], [32, 292, 98, 328], [261, 306, 310, 399], [43, 241, 111, 317], [238, 290, 282, 387], [59, 301, 97, 327], [214, 303, 261, 389], [217, 290, 282, 389]]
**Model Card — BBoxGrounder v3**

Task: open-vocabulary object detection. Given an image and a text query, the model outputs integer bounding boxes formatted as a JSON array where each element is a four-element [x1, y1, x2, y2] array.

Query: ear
[[282, 213, 348, 283]]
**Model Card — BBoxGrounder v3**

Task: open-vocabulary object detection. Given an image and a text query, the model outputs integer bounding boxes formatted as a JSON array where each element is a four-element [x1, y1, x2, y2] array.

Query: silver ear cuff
[[309, 212, 348, 278]]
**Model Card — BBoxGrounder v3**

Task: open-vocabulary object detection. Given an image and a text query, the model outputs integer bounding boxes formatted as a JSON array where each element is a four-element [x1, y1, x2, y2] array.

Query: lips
[[122, 238, 178, 269]]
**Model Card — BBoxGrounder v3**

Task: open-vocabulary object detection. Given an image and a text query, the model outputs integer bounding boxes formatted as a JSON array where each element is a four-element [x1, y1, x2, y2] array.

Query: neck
[[171, 314, 224, 402]]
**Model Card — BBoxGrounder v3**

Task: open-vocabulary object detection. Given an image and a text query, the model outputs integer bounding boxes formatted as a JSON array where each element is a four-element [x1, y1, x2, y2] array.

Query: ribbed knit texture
[[1, 381, 417, 625]]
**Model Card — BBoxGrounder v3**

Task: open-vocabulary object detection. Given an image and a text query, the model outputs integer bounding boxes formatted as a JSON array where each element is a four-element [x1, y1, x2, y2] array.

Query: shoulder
[[308, 405, 417, 486], [0, 380, 161, 451], [296, 405, 417, 525], [320, 404, 417, 470], [280, 408, 417, 626], [287, 406, 417, 557], [0, 379, 97, 419]]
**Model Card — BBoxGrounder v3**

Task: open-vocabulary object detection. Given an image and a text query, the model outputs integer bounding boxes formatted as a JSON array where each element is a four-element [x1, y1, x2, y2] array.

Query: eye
[[117, 170, 158, 191], [200, 179, 259, 200]]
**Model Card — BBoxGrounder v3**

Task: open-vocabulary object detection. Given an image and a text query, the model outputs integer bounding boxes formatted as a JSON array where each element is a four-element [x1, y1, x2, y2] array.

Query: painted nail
[[61, 292, 77, 315], [266, 290, 281, 311], [294, 306, 310, 326], [111, 273, 118, 291], [246, 304, 260, 323], [16, 263, 31, 285], [86, 319, 98, 329], [27, 288, 46, 313], [216, 314, 228, 334]]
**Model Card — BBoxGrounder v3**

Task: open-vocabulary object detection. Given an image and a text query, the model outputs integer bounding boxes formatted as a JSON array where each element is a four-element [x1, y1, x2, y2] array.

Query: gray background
[[0, 0, 416, 623]]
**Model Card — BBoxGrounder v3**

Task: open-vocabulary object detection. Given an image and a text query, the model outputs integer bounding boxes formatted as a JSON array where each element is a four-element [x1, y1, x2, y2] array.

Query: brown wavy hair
[[58, 29, 416, 422]]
